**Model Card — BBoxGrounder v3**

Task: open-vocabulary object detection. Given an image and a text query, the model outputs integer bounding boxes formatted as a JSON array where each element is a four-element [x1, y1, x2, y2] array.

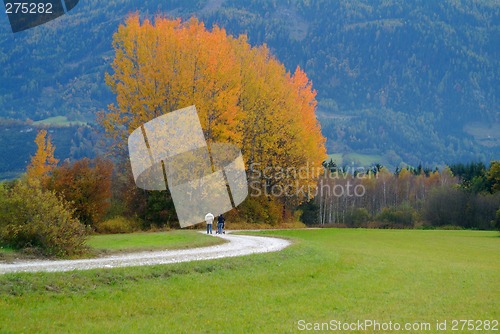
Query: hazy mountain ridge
[[202, 0, 499, 166], [0, 0, 498, 176]]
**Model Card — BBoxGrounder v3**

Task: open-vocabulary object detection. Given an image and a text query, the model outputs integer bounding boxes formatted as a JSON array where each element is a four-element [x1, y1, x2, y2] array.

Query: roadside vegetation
[[0, 230, 224, 261], [87, 230, 225, 255]]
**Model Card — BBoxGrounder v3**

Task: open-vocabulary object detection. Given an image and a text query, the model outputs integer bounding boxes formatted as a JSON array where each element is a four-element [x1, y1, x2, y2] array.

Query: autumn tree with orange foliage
[[100, 15, 326, 205], [100, 16, 242, 147], [26, 129, 59, 186], [46, 158, 113, 228]]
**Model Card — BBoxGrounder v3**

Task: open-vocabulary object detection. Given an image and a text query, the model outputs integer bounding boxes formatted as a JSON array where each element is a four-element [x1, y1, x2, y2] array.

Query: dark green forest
[[0, 0, 498, 178]]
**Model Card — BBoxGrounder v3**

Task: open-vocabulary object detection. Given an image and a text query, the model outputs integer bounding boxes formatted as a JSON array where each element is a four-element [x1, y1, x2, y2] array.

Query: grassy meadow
[[33, 116, 87, 127], [0, 229, 498, 333], [87, 230, 225, 254], [327, 152, 385, 167], [0, 230, 224, 261]]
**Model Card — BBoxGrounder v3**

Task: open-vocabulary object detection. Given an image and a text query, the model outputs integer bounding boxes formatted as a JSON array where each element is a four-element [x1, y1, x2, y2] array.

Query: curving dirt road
[[0, 232, 290, 274]]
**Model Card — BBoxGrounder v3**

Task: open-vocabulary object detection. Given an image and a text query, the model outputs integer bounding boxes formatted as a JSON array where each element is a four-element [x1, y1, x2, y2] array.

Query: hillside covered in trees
[[0, 0, 498, 177]]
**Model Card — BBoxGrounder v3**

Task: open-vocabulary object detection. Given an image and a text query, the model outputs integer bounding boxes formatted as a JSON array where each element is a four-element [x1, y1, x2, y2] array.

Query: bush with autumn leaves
[[0, 181, 87, 257], [0, 130, 114, 256]]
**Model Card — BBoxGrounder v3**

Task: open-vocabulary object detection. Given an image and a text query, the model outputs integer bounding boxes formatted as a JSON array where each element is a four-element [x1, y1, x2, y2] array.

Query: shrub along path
[[0, 232, 290, 274]]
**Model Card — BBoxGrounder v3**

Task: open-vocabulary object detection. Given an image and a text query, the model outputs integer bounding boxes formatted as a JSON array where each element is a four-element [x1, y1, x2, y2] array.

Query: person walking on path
[[217, 214, 225, 234], [205, 212, 214, 234]]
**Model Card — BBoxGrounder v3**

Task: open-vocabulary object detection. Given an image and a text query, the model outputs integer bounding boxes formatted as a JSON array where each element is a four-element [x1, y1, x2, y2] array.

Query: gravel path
[[0, 232, 290, 274]]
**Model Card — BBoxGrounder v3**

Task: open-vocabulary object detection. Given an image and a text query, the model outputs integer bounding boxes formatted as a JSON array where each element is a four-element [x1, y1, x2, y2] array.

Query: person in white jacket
[[205, 212, 214, 234]]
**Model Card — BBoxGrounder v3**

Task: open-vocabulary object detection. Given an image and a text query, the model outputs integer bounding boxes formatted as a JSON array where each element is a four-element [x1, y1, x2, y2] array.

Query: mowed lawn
[[0, 229, 498, 333], [0, 230, 225, 261], [87, 230, 225, 254]]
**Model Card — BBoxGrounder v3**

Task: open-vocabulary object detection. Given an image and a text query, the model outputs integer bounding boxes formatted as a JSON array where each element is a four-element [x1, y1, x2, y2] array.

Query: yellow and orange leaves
[[26, 129, 59, 185], [102, 15, 326, 201]]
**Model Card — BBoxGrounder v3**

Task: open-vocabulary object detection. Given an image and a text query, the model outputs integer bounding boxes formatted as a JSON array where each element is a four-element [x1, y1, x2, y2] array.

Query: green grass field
[[87, 230, 225, 254], [0, 229, 498, 333], [327, 153, 384, 167], [33, 116, 87, 127], [0, 231, 224, 260]]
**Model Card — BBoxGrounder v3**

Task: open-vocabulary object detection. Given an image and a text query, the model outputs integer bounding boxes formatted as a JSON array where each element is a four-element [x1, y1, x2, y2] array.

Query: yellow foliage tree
[[100, 15, 326, 203], [26, 129, 59, 184]]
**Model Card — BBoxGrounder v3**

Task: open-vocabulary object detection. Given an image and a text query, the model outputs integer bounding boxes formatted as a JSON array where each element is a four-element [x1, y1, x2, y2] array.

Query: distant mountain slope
[[0, 0, 498, 175], [200, 0, 499, 166]]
